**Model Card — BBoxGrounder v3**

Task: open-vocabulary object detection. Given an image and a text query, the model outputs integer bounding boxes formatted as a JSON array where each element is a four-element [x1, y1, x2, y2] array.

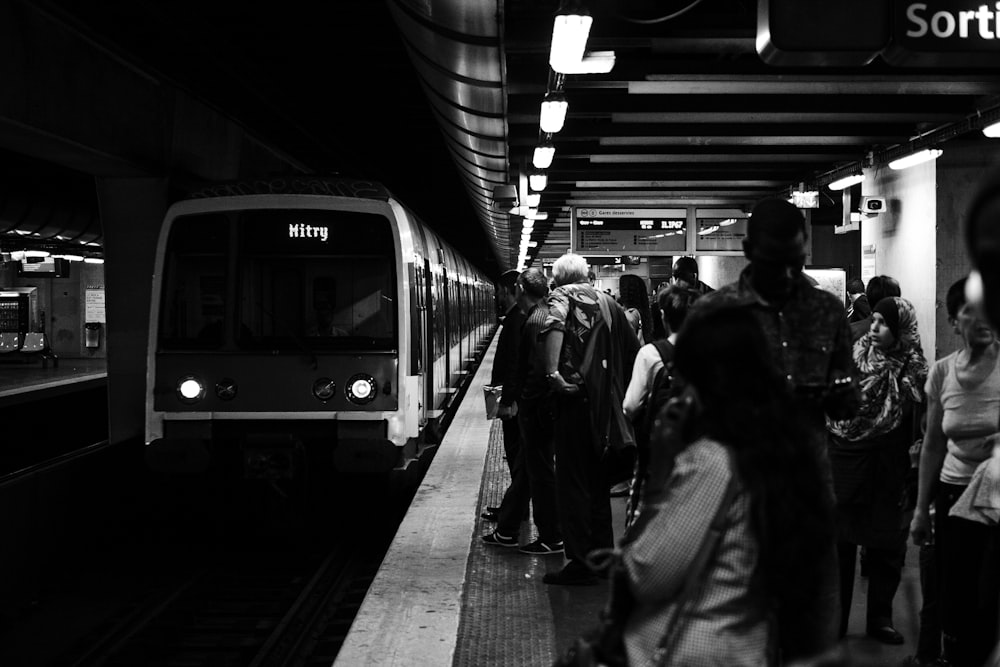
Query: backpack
[[632, 338, 675, 452]]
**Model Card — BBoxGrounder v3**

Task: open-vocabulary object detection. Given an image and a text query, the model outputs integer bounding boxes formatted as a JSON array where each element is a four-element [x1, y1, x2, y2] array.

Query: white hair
[[552, 253, 589, 286]]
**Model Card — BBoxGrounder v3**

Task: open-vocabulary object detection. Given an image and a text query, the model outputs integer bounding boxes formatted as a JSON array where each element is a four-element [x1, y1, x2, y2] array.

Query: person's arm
[[824, 311, 860, 420], [623, 346, 657, 419], [911, 394, 946, 546]]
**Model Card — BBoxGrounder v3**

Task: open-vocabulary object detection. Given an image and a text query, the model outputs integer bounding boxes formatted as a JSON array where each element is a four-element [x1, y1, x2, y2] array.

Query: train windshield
[[159, 209, 397, 351]]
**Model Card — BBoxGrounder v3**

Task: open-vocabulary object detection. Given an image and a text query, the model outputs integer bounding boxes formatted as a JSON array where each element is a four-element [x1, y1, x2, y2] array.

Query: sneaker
[[519, 539, 564, 555], [482, 530, 518, 547]]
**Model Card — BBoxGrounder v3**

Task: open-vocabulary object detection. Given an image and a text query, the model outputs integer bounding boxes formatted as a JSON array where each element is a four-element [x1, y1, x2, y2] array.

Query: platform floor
[[0, 357, 106, 406], [337, 332, 930, 667]]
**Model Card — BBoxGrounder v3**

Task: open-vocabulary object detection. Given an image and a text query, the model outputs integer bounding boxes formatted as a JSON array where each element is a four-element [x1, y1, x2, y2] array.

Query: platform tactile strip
[[452, 418, 557, 667]]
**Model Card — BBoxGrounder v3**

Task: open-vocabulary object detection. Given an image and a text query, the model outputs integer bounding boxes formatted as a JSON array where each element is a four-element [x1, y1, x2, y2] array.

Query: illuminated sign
[[573, 208, 686, 254], [288, 223, 329, 242]]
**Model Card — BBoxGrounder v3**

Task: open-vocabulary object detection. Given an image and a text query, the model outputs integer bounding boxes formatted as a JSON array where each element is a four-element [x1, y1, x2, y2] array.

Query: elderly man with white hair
[[539, 253, 640, 585]]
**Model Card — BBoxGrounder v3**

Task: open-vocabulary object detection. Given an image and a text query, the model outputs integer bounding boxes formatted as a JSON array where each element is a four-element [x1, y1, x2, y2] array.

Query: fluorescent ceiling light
[[24, 249, 50, 258], [53, 254, 85, 261], [984, 120, 1000, 138], [828, 173, 866, 190], [521, 220, 534, 230], [526, 211, 549, 220], [533, 144, 555, 169], [84, 257, 105, 264], [540, 95, 568, 133], [550, 14, 591, 70], [557, 51, 616, 74], [529, 172, 548, 191], [526, 193, 541, 208], [889, 148, 942, 171], [699, 225, 720, 235]]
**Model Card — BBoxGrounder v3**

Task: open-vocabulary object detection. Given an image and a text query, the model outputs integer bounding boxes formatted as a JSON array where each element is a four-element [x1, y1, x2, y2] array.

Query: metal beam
[[600, 136, 899, 146], [631, 75, 1000, 95], [590, 153, 859, 163], [610, 112, 962, 124]]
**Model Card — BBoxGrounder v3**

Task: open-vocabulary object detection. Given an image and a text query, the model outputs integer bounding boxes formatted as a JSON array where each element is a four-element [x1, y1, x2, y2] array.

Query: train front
[[144, 194, 417, 479]]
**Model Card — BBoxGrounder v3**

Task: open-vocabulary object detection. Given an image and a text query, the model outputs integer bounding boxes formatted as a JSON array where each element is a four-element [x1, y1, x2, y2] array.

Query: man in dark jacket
[[846, 278, 872, 323], [482, 270, 526, 524], [695, 198, 858, 662]]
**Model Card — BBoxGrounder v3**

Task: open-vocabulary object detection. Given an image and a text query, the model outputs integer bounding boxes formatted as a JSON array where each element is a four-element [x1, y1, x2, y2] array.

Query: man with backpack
[[540, 253, 640, 585]]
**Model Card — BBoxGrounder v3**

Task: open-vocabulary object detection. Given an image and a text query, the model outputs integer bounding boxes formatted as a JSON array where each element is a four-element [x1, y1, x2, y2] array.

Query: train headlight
[[346, 374, 377, 405], [312, 377, 336, 402], [177, 376, 206, 403], [215, 378, 238, 401]]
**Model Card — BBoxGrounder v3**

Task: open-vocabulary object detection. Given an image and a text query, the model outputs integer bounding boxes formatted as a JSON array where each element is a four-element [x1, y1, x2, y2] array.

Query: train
[[144, 177, 496, 479]]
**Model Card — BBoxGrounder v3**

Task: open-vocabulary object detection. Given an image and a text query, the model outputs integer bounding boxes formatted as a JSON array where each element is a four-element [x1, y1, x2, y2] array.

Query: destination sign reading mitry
[[574, 208, 687, 253]]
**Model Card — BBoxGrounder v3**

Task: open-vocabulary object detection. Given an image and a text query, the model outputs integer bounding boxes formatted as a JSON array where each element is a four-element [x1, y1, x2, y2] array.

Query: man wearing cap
[[693, 197, 859, 663], [671, 256, 714, 296]]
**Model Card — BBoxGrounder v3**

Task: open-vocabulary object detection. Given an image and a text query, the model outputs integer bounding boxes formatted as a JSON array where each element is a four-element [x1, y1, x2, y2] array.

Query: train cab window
[[237, 210, 397, 351], [158, 209, 397, 353], [158, 214, 230, 350]]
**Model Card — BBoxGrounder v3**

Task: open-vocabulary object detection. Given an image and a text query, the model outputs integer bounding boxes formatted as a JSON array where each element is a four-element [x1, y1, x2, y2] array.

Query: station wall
[[0, 260, 106, 359], [862, 161, 937, 362]]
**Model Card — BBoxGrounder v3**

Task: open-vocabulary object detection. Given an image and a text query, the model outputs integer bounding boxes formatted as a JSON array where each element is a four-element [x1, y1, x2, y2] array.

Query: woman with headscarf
[[826, 296, 928, 645]]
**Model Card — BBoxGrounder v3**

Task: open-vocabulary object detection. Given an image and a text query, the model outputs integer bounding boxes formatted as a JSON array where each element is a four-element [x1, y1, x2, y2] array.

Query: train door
[[422, 257, 434, 416], [440, 249, 450, 390]]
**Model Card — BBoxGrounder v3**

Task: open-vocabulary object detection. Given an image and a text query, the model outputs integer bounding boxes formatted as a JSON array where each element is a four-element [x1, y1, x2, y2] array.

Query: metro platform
[[0, 357, 106, 408], [336, 332, 926, 667]]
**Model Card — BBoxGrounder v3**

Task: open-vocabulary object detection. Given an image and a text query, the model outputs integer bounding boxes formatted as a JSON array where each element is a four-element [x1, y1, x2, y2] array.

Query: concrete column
[[861, 162, 937, 362], [95, 177, 168, 444]]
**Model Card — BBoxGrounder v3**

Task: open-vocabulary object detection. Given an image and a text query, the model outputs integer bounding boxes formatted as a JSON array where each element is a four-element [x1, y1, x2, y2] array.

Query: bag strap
[[580, 291, 613, 377], [652, 446, 739, 667]]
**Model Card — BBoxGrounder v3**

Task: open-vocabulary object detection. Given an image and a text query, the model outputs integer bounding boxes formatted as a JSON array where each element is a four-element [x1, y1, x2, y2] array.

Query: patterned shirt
[[622, 439, 768, 667], [541, 282, 604, 385], [696, 268, 857, 425]]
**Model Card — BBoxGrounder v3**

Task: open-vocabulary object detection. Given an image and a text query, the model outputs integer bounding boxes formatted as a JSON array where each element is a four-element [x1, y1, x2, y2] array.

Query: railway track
[[64, 533, 385, 667]]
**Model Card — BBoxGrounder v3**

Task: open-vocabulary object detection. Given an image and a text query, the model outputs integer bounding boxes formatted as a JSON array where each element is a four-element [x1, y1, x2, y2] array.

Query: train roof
[[184, 176, 392, 201]]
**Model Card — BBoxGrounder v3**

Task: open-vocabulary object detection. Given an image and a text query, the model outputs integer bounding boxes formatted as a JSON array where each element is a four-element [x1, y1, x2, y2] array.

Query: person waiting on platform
[[619, 306, 835, 667], [671, 256, 713, 295], [826, 296, 928, 645], [540, 253, 640, 585], [622, 283, 699, 525], [850, 275, 901, 343], [846, 278, 872, 323], [618, 274, 652, 346], [910, 276, 1000, 667], [694, 197, 858, 661]]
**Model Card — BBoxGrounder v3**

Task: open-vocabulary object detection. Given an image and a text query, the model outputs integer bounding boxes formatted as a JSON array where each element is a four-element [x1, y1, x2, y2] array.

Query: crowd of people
[[479, 187, 1000, 666]]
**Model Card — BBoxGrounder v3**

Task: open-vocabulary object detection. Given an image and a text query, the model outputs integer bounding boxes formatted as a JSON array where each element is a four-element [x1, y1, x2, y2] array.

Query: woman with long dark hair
[[619, 273, 652, 345], [620, 305, 835, 666]]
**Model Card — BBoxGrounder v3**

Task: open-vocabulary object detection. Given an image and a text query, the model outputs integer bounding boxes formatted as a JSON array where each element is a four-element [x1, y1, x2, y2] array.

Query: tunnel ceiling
[[10, 0, 1000, 275]]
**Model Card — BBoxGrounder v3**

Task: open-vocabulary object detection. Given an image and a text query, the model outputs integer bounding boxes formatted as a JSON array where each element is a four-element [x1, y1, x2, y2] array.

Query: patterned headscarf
[[827, 297, 928, 442]]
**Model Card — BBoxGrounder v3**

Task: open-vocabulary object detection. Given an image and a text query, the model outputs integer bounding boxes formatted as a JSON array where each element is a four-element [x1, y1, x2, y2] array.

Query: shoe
[[481, 510, 498, 521], [867, 624, 904, 645], [482, 530, 518, 547], [609, 481, 630, 498], [487, 505, 499, 513], [543, 563, 597, 586], [519, 539, 564, 555]]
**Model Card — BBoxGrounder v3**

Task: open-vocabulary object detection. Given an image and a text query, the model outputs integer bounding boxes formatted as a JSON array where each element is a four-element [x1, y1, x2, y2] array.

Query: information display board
[[695, 209, 749, 252], [573, 208, 686, 254]]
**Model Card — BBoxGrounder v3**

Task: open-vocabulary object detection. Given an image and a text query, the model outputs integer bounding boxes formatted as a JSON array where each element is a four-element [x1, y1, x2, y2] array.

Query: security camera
[[860, 196, 886, 214], [492, 184, 518, 212]]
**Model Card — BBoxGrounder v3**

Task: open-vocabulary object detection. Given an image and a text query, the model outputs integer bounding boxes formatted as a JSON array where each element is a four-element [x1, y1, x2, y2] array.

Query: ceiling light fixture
[[984, 120, 1000, 138], [888, 148, 942, 171], [533, 143, 555, 169], [828, 173, 866, 190], [549, 11, 615, 74], [540, 93, 568, 133], [529, 171, 548, 192]]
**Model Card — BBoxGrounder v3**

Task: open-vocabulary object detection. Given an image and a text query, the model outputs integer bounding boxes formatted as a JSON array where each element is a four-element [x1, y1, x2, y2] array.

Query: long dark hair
[[672, 305, 834, 619], [619, 274, 652, 341]]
